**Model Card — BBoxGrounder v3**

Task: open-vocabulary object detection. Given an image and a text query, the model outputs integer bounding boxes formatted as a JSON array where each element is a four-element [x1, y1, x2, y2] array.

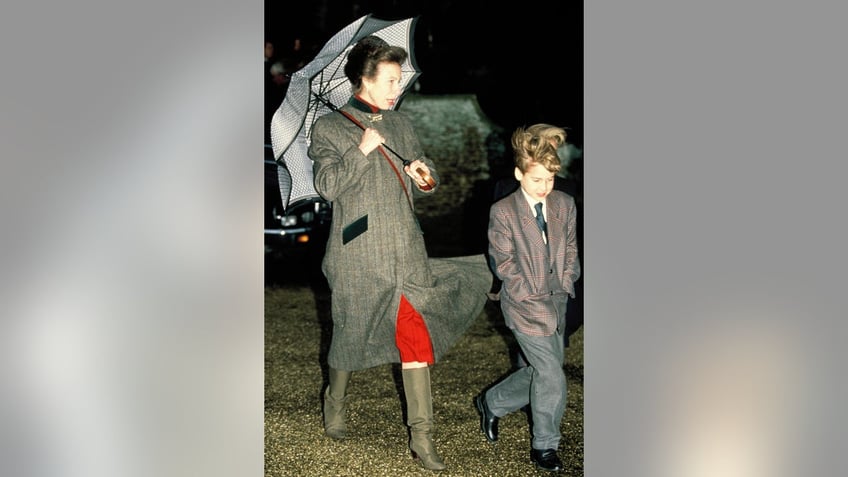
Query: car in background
[[265, 145, 332, 254]]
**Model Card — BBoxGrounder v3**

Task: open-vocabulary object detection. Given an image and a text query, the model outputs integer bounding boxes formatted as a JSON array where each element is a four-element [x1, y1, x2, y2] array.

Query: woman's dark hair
[[344, 35, 408, 91]]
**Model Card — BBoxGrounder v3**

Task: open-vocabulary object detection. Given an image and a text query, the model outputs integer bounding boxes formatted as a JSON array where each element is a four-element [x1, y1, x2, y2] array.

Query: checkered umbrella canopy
[[269, 14, 421, 210]]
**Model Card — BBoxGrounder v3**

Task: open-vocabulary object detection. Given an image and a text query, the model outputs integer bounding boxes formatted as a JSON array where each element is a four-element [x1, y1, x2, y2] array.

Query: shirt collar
[[519, 189, 545, 216]]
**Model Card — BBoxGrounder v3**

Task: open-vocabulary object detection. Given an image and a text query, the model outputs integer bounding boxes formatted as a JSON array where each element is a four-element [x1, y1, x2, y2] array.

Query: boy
[[475, 124, 581, 472]]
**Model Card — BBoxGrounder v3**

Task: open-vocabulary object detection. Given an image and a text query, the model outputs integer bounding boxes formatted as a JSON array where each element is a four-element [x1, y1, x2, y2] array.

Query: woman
[[308, 35, 491, 471]]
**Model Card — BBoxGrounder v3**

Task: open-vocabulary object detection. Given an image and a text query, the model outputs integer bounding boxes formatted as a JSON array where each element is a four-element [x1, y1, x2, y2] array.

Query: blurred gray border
[[585, 1, 845, 476], [2, 0, 845, 476]]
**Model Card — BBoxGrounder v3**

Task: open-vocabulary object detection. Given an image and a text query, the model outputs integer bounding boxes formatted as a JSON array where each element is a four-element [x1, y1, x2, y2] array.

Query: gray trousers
[[485, 327, 567, 450]]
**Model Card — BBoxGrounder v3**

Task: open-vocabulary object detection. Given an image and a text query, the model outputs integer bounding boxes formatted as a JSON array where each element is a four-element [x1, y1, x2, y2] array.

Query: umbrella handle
[[397, 157, 434, 191], [419, 171, 436, 191], [411, 165, 435, 191]]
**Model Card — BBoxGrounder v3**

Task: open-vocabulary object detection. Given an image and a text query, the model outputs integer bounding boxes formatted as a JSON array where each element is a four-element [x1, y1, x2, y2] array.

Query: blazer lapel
[[513, 192, 546, 246], [546, 196, 563, 251]]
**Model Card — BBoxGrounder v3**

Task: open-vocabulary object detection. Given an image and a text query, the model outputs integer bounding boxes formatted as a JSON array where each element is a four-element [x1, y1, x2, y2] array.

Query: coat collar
[[347, 96, 384, 122]]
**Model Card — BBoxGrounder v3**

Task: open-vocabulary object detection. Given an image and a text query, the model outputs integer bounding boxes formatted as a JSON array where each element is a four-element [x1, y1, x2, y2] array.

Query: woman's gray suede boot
[[323, 368, 351, 439], [402, 367, 446, 471]]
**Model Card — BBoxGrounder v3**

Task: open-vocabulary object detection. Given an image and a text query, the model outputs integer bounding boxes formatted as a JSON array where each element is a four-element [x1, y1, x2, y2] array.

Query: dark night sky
[[266, 0, 583, 146]]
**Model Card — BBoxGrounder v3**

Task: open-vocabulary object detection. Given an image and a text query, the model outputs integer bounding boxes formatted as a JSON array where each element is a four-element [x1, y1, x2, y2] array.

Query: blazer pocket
[[342, 214, 368, 245]]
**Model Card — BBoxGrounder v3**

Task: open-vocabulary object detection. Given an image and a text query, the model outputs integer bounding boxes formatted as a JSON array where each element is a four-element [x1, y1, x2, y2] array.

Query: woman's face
[[360, 61, 403, 110]]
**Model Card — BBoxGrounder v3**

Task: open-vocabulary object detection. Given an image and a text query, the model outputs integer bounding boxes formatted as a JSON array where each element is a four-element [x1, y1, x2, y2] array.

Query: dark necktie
[[534, 202, 547, 239]]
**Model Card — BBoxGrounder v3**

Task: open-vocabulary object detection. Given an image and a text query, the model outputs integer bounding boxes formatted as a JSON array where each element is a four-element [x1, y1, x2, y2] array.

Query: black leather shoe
[[474, 394, 499, 442], [530, 448, 563, 472]]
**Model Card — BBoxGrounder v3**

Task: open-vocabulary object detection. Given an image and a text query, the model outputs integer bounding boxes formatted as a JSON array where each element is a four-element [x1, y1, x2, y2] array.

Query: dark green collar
[[349, 95, 381, 114]]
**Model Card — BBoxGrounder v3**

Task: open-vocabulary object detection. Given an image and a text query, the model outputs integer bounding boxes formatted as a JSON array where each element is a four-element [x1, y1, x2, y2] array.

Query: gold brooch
[[369, 113, 383, 122]]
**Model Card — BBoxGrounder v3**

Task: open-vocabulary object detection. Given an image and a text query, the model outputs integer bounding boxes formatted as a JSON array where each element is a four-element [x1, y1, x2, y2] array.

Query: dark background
[[265, 0, 583, 147]]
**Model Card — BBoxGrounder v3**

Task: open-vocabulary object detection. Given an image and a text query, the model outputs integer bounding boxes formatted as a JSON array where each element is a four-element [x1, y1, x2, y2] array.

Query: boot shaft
[[401, 367, 433, 429], [326, 367, 351, 400], [401, 366, 446, 471], [323, 367, 352, 440]]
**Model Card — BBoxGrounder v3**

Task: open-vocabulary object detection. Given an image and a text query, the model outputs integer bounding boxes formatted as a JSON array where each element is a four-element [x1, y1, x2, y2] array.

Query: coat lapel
[[546, 195, 563, 251], [512, 191, 546, 246]]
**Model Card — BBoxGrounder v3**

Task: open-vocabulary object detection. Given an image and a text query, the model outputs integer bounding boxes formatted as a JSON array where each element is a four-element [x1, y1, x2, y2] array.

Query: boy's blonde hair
[[512, 123, 567, 174]]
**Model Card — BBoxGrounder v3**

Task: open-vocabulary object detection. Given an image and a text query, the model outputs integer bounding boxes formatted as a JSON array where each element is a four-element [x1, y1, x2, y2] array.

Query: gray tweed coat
[[309, 101, 491, 371]]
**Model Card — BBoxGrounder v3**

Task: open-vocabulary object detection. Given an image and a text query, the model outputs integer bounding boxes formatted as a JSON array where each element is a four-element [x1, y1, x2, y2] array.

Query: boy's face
[[515, 163, 555, 201]]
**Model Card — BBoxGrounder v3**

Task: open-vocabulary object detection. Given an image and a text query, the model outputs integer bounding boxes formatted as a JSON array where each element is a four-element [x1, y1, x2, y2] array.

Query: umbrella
[[269, 14, 422, 211]]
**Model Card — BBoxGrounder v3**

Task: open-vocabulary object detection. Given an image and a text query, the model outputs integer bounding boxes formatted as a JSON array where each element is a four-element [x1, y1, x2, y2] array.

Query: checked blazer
[[488, 188, 581, 336]]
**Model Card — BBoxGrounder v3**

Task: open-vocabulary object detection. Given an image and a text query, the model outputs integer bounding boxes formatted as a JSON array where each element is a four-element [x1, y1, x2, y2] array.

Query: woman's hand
[[358, 127, 385, 155], [404, 160, 435, 190]]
